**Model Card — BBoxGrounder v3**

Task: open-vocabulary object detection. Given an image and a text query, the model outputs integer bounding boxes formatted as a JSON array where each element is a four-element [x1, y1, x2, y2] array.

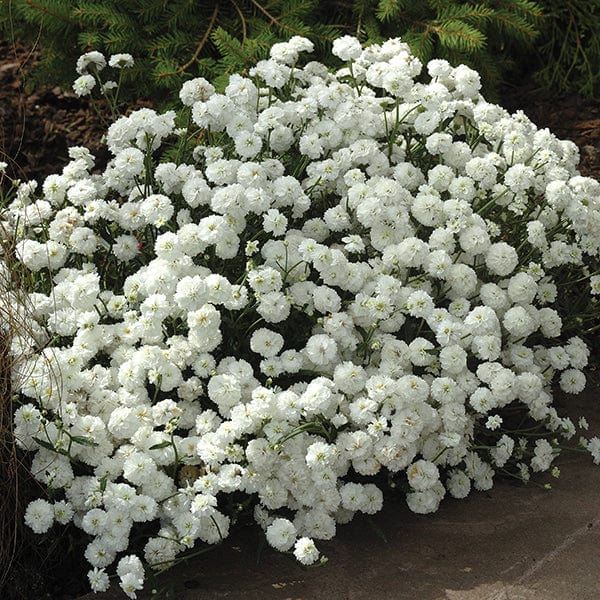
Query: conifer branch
[[25, 0, 71, 23], [5, 0, 596, 102], [229, 0, 248, 43], [177, 3, 220, 75], [493, 12, 538, 39], [497, 0, 542, 21], [247, 0, 283, 27], [247, 0, 329, 40]]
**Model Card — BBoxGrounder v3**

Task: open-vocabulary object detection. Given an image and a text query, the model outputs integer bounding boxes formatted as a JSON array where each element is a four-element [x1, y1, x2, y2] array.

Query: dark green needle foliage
[[1, 0, 596, 107], [534, 0, 600, 98]]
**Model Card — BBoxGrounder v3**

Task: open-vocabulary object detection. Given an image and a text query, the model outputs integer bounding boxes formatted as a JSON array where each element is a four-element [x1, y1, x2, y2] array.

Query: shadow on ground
[[77, 389, 600, 600]]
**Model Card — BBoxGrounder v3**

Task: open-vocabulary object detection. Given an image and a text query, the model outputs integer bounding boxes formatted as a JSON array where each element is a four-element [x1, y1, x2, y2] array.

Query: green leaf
[[32, 436, 68, 456], [150, 440, 173, 450], [510, 0, 544, 21], [211, 26, 245, 62], [70, 435, 99, 447]]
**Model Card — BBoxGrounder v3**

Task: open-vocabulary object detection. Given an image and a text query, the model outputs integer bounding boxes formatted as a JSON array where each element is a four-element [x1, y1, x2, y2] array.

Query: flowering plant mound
[[3, 36, 600, 597]]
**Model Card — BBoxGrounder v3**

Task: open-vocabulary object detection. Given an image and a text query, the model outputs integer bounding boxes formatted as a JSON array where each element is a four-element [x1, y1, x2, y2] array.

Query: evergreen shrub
[[1, 0, 545, 104], [534, 0, 600, 98]]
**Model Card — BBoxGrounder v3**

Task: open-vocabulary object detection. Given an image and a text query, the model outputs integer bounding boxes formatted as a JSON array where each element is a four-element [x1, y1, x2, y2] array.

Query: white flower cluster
[[5, 36, 600, 596], [73, 50, 134, 97]]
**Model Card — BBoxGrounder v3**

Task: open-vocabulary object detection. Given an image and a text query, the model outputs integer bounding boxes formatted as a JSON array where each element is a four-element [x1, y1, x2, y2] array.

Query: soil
[[0, 41, 108, 188], [500, 79, 600, 181], [1, 38, 599, 600]]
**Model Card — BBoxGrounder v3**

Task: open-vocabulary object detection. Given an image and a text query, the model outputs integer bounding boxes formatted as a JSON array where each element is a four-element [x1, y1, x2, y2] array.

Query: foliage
[[3, 37, 600, 596], [0, 0, 338, 104], [7, 0, 600, 101], [358, 0, 542, 97], [0, 0, 544, 104], [534, 0, 600, 98], [0, 184, 89, 600]]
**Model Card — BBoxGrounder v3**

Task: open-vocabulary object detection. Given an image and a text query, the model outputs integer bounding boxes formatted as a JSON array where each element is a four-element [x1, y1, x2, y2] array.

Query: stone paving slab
[[79, 391, 600, 600]]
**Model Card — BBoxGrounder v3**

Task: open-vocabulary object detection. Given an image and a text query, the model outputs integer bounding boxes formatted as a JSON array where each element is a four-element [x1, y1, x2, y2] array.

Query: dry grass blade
[[0, 214, 47, 595], [0, 301, 17, 592], [0, 232, 20, 591]]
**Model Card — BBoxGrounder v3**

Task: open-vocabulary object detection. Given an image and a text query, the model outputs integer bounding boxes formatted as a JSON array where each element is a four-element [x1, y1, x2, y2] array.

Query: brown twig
[[177, 3, 220, 75], [25, 0, 73, 23], [229, 0, 248, 44]]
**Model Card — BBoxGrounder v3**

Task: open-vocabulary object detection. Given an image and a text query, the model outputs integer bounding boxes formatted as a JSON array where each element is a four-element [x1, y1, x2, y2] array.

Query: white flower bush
[[3, 35, 600, 597]]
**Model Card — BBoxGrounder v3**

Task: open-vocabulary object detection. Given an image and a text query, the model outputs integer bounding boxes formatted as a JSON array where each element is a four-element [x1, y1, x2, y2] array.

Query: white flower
[[538, 308, 562, 338], [73, 74, 96, 97], [559, 369, 586, 394], [485, 415, 503, 430], [24, 499, 54, 533], [504, 164, 535, 192], [507, 272, 538, 305], [332, 35, 362, 61], [109, 53, 134, 68], [439, 345, 467, 374], [88, 568, 110, 593], [407, 337, 434, 367], [76, 51, 106, 74], [250, 328, 284, 358], [256, 291, 291, 323], [53, 500, 74, 524], [361, 483, 384, 514], [503, 305, 538, 338], [120, 571, 144, 599], [405, 290, 434, 318], [490, 435, 514, 467], [123, 453, 158, 486], [266, 518, 297, 551], [590, 275, 600, 295], [531, 439, 555, 472], [566, 337, 589, 369], [10, 36, 600, 600], [140, 194, 174, 227], [407, 459, 440, 491], [263, 209, 288, 237], [82, 508, 108, 535], [446, 470, 471, 499], [485, 242, 519, 277], [250, 59, 291, 88], [190, 493, 218, 515], [479, 282, 510, 313], [301, 378, 336, 416], [293, 537, 320, 565], [451, 64, 480, 97], [586, 437, 600, 464], [471, 335, 501, 361], [406, 481, 445, 514], [269, 41, 299, 65], [304, 334, 338, 365]]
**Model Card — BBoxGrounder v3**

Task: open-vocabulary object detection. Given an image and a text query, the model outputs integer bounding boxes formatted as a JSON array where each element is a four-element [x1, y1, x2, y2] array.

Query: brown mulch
[[0, 41, 109, 187], [501, 81, 600, 181]]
